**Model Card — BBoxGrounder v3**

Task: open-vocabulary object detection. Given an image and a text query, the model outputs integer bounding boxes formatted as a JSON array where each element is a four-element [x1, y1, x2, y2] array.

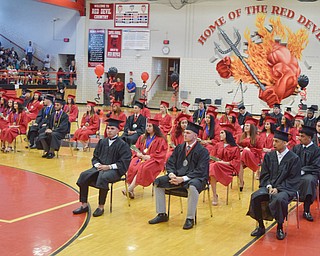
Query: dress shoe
[[73, 206, 89, 214], [250, 226, 265, 237], [303, 212, 314, 222], [42, 152, 49, 158], [92, 208, 104, 217], [46, 152, 55, 159], [148, 213, 169, 224], [30, 144, 37, 149], [276, 228, 286, 240], [183, 218, 194, 230]]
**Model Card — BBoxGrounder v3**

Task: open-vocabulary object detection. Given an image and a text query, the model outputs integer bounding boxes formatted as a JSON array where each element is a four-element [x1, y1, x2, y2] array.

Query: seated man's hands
[[168, 173, 184, 185]]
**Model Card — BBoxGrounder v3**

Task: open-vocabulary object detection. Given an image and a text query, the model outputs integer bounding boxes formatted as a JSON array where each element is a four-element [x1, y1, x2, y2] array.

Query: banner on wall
[[89, 3, 114, 20], [122, 30, 150, 50], [88, 29, 105, 67], [107, 29, 122, 58], [114, 3, 149, 28]]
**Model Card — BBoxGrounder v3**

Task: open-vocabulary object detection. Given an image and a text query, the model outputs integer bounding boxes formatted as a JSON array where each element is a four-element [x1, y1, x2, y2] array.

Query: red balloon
[[94, 65, 104, 77], [141, 72, 149, 82]]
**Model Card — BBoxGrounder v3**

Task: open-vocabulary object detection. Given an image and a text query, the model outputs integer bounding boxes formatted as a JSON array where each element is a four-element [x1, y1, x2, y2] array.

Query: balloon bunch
[[107, 67, 118, 104], [94, 65, 104, 103], [298, 74, 309, 110], [141, 72, 149, 99]]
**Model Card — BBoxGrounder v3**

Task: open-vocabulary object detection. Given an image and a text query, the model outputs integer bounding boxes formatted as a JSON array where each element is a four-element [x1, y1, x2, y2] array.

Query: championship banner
[[107, 29, 122, 58], [114, 3, 150, 28], [89, 3, 114, 20], [88, 29, 105, 67]]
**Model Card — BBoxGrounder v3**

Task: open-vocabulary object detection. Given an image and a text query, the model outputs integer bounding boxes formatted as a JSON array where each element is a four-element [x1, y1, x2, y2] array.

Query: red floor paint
[[241, 203, 320, 256], [0, 166, 88, 255]]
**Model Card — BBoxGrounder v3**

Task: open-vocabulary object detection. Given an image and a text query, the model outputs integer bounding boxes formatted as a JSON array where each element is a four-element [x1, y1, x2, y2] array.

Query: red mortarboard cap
[[14, 98, 24, 105], [245, 116, 259, 126], [207, 105, 218, 112], [139, 98, 147, 103], [294, 114, 305, 121], [261, 108, 270, 113], [34, 91, 42, 95], [177, 113, 191, 122], [181, 101, 190, 107], [264, 116, 277, 124], [186, 121, 203, 135], [225, 103, 234, 110], [229, 111, 239, 118], [0, 89, 7, 94], [112, 101, 121, 107], [284, 111, 294, 121], [67, 94, 75, 99], [148, 118, 160, 126], [206, 109, 218, 118], [274, 130, 289, 142], [160, 101, 169, 108], [1, 94, 8, 101], [220, 123, 236, 134], [87, 101, 96, 107], [106, 118, 124, 129]]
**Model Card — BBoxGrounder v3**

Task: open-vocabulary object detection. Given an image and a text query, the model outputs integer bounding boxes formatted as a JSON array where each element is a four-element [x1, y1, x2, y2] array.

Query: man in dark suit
[[73, 118, 132, 217], [237, 103, 252, 128], [270, 103, 283, 128], [292, 125, 320, 222], [247, 130, 301, 240], [120, 100, 146, 145], [148, 122, 209, 230], [37, 98, 69, 159]]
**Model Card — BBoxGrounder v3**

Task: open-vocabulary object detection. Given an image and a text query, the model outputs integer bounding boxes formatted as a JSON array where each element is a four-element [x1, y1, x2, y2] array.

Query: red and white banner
[[107, 29, 122, 58], [89, 3, 114, 20]]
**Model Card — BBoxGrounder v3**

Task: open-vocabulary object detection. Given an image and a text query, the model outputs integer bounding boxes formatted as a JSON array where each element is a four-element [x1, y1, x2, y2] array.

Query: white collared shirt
[[276, 147, 289, 164]]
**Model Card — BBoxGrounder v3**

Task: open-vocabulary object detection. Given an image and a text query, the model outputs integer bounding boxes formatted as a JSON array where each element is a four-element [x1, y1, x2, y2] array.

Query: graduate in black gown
[[312, 119, 320, 147], [269, 103, 283, 128], [37, 98, 69, 159], [27, 94, 55, 148], [237, 103, 252, 128], [292, 125, 320, 221], [192, 99, 206, 125], [120, 100, 146, 145], [73, 118, 132, 217], [247, 130, 301, 240], [148, 122, 209, 230], [303, 106, 317, 128]]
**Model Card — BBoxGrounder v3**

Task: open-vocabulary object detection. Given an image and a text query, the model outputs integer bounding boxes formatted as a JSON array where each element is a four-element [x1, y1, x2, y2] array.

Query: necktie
[[186, 145, 191, 152], [134, 114, 138, 122]]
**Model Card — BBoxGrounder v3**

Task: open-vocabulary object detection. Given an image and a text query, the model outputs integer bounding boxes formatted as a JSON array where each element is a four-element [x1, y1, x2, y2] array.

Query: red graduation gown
[[199, 123, 221, 152], [26, 100, 43, 122], [73, 114, 99, 141], [1, 111, 28, 143], [63, 104, 79, 122], [237, 135, 262, 172], [127, 135, 168, 187], [209, 142, 241, 186], [154, 113, 172, 136]]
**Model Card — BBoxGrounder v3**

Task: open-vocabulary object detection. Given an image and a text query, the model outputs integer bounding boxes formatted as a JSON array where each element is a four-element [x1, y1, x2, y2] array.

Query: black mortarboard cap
[[238, 103, 245, 110], [186, 121, 203, 135], [24, 89, 32, 93], [134, 100, 144, 109], [299, 125, 316, 137], [273, 103, 282, 108], [285, 106, 292, 112], [45, 94, 54, 102], [106, 118, 124, 129], [274, 130, 289, 142], [54, 98, 65, 104], [307, 106, 317, 113]]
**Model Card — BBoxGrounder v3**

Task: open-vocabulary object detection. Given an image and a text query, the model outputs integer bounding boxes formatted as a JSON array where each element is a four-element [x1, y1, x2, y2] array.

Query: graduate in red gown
[[257, 109, 270, 133], [0, 94, 7, 113], [258, 116, 277, 157], [63, 94, 79, 123], [237, 117, 262, 191], [125, 118, 168, 198], [103, 101, 127, 137], [174, 101, 192, 127], [73, 101, 100, 151], [153, 100, 172, 136], [294, 114, 304, 145], [198, 109, 220, 152], [219, 103, 234, 123], [226, 111, 242, 137], [1, 98, 28, 152], [209, 123, 240, 205], [25, 91, 43, 122], [0, 96, 14, 131], [139, 98, 151, 118], [277, 111, 297, 150]]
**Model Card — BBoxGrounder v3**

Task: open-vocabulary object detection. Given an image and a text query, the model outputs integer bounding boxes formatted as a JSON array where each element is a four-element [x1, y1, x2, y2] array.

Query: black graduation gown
[[312, 133, 320, 147], [247, 150, 301, 222], [37, 111, 69, 150], [155, 142, 209, 193], [237, 111, 252, 126], [192, 109, 206, 124], [121, 114, 146, 145], [303, 116, 317, 128], [270, 112, 283, 128], [292, 143, 320, 201], [29, 105, 54, 133], [76, 138, 132, 190]]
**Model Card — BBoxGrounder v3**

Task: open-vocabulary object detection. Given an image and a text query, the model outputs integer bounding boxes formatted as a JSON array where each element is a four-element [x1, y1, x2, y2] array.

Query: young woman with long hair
[[103, 101, 126, 137], [199, 110, 220, 152], [73, 101, 99, 151], [209, 124, 240, 205], [63, 94, 79, 123], [26, 91, 43, 122], [0, 96, 14, 131], [125, 118, 168, 198], [257, 109, 270, 133], [153, 101, 172, 136], [278, 111, 297, 150]]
